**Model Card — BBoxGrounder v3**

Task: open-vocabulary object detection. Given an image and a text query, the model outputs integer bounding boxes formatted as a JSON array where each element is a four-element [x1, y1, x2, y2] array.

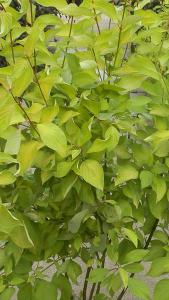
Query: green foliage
[[0, 0, 169, 299]]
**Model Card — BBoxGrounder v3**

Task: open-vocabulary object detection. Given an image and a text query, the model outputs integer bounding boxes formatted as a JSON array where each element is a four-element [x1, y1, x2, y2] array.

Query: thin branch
[[117, 219, 159, 300], [9, 31, 15, 64], [29, 0, 34, 25], [0, 3, 15, 64], [113, 1, 127, 68], [95, 248, 106, 295], [83, 266, 92, 300], [28, 0, 37, 72], [10, 91, 40, 137], [120, 42, 129, 67], [89, 283, 96, 300], [41, 262, 56, 273], [62, 16, 74, 68], [27, 57, 47, 106], [91, 48, 102, 81], [92, 0, 101, 35]]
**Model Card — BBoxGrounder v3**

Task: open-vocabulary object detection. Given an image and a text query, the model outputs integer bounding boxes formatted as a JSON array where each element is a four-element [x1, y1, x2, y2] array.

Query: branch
[[91, 48, 102, 81], [10, 91, 40, 137], [95, 248, 107, 295], [89, 283, 96, 300], [117, 219, 159, 300], [27, 57, 47, 106], [9, 31, 15, 64], [0, 3, 15, 64], [113, 1, 127, 68], [62, 16, 74, 68], [83, 266, 92, 300], [92, 0, 101, 35]]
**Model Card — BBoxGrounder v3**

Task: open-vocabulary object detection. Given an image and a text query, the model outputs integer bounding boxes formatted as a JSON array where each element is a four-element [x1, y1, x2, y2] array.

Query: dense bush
[[0, 0, 169, 299]]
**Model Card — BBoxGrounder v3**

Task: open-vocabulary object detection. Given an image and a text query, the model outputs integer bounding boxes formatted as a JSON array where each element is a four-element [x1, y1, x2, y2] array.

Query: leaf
[[79, 160, 104, 190], [152, 176, 166, 202], [148, 257, 169, 277], [68, 210, 88, 234], [0, 12, 12, 37], [105, 126, 120, 150], [123, 228, 138, 248], [40, 105, 59, 123], [37, 123, 67, 157], [12, 59, 33, 97], [18, 140, 42, 174], [60, 110, 79, 125], [119, 268, 128, 289], [0, 205, 33, 248], [18, 284, 32, 300], [140, 170, 153, 188], [4, 128, 21, 155], [0, 170, 16, 185], [88, 268, 109, 283], [124, 263, 144, 273], [80, 182, 95, 205], [145, 130, 169, 144], [66, 260, 82, 283], [55, 161, 74, 178], [123, 249, 149, 264], [128, 278, 150, 300], [0, 153, 16, 164], [33, 279, 57, 300], [52, 274, 72, 300], [10, 225, 34, 249], [153, 279, 169, 300], [0, 287, 15, 300], [115, 165, 138, 186], [87, 138, 110, 153], [87, 126, 119, 153], [35, 0, 67, 10]]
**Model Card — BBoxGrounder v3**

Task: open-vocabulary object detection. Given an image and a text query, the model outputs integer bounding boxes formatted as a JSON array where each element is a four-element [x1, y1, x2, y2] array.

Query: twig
[[27, 57, 47, 106], [117, 219, 159, 300], [89, 283, 96, 300], [10, 91, 40, 137], [113, 1, 127, 67], [83, 266, 92, 300], [120, 42, 129, 67], [0, 3, 15, 64], [41, 262, 56, 273], [29, 0, 37, 72], [92, 0, 101, 35], [29, 0, 34, 25], [91, 48, 102, 81], [95, 248, 106, 295], [62, 16, 74, 68], [9, 31, 15, 64]]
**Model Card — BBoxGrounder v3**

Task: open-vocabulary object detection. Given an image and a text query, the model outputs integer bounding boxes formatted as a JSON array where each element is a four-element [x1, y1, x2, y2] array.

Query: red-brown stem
[[0, 3, 15, 63], [83, 266, 92, 300], [27, 57, 47, 106], [10, 91, 40, 137], [29, 0, 37, 73], [92, 0, 101, 35], [89, 283, 96, 300]]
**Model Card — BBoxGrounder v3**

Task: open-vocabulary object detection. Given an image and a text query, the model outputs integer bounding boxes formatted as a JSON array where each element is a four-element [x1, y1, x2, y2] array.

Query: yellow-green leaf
[[79, 159, 104, 190], [37, 123, 67, 157]]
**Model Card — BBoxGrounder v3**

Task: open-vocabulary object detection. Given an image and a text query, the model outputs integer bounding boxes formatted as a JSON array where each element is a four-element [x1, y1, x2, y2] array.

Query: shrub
[[0, 0, 169, 299]]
